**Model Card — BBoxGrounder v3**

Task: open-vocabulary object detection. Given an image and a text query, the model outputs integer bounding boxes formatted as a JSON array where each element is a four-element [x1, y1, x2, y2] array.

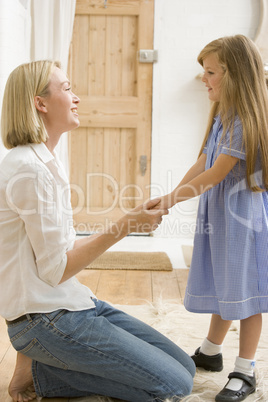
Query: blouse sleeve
[[220, 118, 246, 161], [6, 163, 72, 287]]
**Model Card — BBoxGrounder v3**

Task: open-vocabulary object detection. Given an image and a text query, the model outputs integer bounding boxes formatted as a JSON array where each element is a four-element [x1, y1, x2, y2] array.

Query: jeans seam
[[32, 361, 42, 398], [43, 309, 66, 324], [33, 361, 74, 398]]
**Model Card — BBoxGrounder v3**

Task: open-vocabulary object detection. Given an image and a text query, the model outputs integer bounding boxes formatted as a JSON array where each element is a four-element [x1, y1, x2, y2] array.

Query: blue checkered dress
[[184, 115, 268, 320]]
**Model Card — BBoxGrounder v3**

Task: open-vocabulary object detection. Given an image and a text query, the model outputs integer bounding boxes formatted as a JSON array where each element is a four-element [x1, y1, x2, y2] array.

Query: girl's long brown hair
[[198, 35, 268, 192]]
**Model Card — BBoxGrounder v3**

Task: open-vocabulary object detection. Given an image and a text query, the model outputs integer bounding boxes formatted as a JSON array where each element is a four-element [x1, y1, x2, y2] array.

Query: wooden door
[[68, 0, 154, 233]]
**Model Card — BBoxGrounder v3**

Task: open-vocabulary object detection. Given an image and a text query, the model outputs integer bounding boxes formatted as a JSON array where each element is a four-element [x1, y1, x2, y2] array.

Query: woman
[[0, 60, 195, 402]]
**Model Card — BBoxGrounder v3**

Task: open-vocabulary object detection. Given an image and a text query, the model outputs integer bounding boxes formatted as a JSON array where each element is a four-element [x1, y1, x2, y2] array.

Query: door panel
[[68, 0, 154, 232]]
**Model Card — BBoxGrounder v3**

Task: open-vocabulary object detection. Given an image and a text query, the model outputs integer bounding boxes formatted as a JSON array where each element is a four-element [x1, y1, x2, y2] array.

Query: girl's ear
[[34, 96, 47, 113]]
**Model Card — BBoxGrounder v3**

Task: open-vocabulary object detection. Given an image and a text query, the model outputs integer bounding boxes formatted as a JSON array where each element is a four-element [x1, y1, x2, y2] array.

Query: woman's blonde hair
[[198, 35, 268, 191], [1, 60, 61, 149]]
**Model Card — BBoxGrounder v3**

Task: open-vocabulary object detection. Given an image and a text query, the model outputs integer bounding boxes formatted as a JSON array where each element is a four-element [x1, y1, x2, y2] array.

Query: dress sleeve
[[6, 164, 72, 287], [220, 118, 246, 161]]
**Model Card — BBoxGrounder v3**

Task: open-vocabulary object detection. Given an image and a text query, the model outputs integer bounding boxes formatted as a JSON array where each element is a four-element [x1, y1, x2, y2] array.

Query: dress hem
[[184, 293, 268, 320]]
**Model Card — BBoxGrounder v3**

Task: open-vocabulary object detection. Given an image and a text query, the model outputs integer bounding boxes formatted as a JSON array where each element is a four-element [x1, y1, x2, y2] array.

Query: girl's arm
[[176, 153, 207, 187], [160, 153, 239, 209], [158, 153, 206, 209]]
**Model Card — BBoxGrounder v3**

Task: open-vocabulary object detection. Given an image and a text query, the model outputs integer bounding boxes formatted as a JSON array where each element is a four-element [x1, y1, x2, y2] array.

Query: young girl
[[158, 35, 268, 401]]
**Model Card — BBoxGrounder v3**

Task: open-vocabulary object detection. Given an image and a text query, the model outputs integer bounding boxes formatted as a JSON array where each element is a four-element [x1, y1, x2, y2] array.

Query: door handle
[[139, 155, 147, 176]]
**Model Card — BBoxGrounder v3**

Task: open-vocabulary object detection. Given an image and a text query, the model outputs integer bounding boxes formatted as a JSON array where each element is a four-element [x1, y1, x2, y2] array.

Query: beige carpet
[[71, 299, 268, 402], [86, 251, 173, 271]]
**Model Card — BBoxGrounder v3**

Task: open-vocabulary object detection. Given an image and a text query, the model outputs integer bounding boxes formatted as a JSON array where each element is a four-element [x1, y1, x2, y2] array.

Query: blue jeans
[[7, 299, 195, 401]]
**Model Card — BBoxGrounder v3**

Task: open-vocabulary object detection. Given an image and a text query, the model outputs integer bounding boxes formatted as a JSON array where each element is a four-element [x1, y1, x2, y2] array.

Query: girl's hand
[[120, 198, 169, 234], [149, 194, 174, 211]]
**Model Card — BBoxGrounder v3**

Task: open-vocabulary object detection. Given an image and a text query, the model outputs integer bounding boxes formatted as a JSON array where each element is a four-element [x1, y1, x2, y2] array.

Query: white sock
[[200, 338, 223, 356], [226, 356, 255, 391]]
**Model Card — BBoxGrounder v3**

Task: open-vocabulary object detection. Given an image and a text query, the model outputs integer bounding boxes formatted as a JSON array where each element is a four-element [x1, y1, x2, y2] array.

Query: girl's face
[[41, 67, 80, 135], [202, 53, 224, 102]]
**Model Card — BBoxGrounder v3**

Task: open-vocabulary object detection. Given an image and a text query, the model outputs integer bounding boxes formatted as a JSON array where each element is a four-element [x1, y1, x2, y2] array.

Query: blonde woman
[[0, 61, 195, 402], [157, 35, 268, 401]]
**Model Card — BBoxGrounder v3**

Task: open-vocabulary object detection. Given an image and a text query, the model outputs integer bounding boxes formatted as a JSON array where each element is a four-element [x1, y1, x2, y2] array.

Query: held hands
[[121, 198, 169, 235], [149, 193, 174, 211]]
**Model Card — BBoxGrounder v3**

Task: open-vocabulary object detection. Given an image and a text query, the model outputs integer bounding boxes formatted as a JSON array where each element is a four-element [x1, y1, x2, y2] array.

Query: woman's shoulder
[[0, 144, 47, 178]]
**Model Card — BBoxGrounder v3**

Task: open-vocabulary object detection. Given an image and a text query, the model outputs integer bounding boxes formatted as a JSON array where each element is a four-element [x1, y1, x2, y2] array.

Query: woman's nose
[[72, 93, 80, 104]]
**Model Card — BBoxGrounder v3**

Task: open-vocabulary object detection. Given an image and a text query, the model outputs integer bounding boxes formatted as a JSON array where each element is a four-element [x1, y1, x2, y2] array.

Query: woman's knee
[[177, 371, 194, 398], [156, 369, 194, 401], [186, 356, 196, 378]]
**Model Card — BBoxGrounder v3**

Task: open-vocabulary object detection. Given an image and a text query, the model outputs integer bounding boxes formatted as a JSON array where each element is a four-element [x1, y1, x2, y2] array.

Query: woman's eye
[[66, 87, 71, 91]]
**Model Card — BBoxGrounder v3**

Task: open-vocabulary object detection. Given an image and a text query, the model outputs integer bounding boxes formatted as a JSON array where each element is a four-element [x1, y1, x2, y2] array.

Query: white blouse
[[0, 143, 95, 320]]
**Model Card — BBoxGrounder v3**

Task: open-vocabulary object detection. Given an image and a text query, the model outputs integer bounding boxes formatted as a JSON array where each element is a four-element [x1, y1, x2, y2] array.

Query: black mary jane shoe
[[191, 347, 223, 372], [215, 372, 256, 401]]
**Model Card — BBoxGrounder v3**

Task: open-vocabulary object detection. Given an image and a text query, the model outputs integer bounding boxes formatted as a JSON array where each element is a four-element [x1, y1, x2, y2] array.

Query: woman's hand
[[148, 194, 174, 211], [117, 198, 169, 235]]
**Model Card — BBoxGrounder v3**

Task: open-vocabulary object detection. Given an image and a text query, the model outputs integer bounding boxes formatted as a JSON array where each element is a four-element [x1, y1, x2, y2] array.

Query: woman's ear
[[34, 96, 47, 113]]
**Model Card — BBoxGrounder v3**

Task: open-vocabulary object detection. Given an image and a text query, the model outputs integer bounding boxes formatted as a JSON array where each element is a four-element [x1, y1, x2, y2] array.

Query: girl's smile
[[202, 53, 224, 102]]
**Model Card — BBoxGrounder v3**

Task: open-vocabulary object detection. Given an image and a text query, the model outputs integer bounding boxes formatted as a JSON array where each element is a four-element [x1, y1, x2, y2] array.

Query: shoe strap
[[228, 371, 256, 388]]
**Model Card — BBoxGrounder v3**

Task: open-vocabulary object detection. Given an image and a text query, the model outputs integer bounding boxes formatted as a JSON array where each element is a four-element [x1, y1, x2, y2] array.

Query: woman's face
[[202, 53, 224, 102], [41, 67, 80, 135]]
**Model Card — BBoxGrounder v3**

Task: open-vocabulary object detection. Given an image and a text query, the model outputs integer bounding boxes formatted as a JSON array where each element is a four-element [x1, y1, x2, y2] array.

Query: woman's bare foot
[[8, 352, 37, 401]]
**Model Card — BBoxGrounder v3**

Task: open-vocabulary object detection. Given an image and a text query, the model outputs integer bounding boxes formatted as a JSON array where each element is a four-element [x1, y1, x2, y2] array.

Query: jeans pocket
[[14, 338, 69, 370]]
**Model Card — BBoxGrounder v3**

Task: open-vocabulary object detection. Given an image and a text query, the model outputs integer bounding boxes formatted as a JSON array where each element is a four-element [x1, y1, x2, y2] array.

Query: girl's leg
[[191, 314, 232, 371], [215, 314, 262, 400], [239, 313, 262, 359], [207, 314, 232, 345]]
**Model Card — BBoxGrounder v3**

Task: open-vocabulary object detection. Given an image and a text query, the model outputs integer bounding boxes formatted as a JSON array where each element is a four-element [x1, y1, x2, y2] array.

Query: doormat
[[86, 251, 173, 271]]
